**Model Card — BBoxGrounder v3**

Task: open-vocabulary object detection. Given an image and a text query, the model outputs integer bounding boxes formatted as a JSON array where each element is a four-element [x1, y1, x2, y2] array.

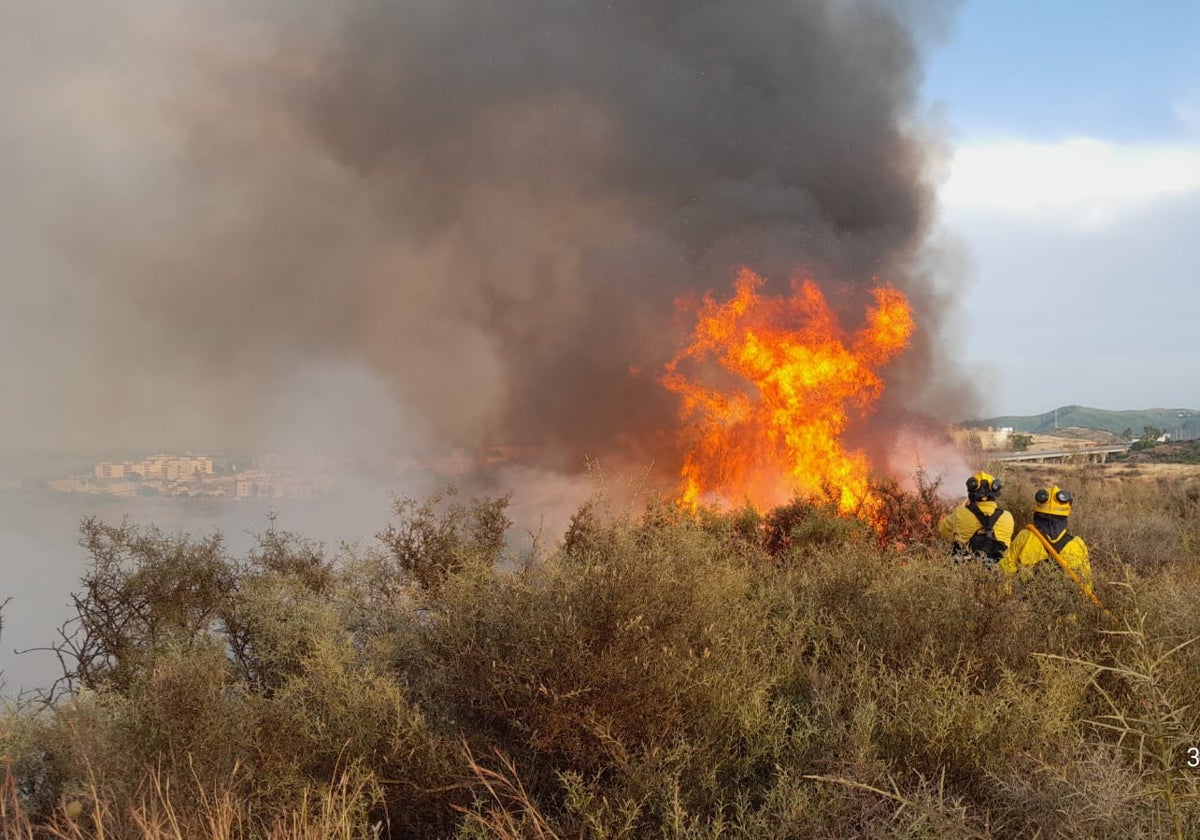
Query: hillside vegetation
[[969, 405, 1200, 438], [2, 472, 1200, 839], [1116, 439, 1200, 466]]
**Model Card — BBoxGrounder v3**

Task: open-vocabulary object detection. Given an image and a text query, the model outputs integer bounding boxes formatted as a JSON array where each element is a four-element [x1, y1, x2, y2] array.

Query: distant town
[[39, 447, 535, 500], [23, 409, 1200, 502]]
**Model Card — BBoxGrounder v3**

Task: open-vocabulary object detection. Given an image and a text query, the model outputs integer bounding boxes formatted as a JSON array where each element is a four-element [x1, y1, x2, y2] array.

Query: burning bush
[[662, 269, 914, 517]]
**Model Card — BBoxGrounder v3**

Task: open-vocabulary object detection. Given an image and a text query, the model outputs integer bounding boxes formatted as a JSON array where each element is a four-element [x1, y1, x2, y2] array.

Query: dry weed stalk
[[1, 763, 35, 840], [2, 756, 382, 840], [455, 740, 562, 840], [1040, 586, 1200, 840], [803, 772, 990, 839]]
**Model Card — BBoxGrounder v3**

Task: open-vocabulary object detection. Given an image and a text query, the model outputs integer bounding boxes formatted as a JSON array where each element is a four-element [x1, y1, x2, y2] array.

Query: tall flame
[[661, 267, 914, 515]]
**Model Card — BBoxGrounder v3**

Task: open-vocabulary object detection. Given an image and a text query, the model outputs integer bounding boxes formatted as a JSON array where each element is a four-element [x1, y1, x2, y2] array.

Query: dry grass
[[1004, 461, 1200, 483], [1, 760, 381, 840], [3, 474, 1199, 838]]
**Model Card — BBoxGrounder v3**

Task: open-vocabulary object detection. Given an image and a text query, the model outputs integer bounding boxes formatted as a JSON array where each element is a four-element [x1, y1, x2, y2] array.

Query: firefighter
[[938, 471, 1014, 565], [1000, 486, 1094, 597]]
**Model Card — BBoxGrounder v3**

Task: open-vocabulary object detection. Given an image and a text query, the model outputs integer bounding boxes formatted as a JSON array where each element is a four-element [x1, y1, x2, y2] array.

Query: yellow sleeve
[[1062, 538, 1093, 594], [999, 529, 1027, 576], [994, 511, 1015, 550], [938, 508, 956, 540]]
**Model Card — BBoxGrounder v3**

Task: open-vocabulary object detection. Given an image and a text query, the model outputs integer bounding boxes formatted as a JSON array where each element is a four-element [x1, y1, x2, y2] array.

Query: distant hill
[[966, 406, 1200, 439]]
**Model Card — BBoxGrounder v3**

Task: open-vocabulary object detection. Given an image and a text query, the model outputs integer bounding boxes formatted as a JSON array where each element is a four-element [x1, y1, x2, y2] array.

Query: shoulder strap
[[1050, 530, 1075, 551], [966, 502, 1001, 532]]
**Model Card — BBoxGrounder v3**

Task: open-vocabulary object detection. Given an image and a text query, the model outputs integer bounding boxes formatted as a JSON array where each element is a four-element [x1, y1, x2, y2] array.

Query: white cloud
[[1175, 94, 1200, 134], [941, 136, 1200, 231]]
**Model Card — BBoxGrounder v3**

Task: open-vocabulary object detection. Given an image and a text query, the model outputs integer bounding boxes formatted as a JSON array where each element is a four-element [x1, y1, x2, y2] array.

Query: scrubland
[[2, 466, 1199, 839]]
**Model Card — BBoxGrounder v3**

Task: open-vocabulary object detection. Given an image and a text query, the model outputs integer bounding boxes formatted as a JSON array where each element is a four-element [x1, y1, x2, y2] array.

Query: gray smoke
[[1, 0, 974, 470]]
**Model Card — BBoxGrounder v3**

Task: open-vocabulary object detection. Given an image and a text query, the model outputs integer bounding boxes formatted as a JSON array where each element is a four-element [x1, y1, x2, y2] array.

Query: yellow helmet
[[966, 471, 1001, 500], [1034, 486, 1073, 516]]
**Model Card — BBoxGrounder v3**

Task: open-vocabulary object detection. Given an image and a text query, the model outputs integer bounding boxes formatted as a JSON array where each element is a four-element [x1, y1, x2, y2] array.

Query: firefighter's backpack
[[965, 503, 1006, 562]]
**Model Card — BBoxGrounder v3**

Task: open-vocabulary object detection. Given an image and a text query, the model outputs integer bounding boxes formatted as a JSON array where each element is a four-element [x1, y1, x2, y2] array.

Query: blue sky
[[923, 1, 1200, 417]]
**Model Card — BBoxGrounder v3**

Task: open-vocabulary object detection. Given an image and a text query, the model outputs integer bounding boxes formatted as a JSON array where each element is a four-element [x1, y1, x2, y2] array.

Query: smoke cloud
[[2, 0, 974, 471]]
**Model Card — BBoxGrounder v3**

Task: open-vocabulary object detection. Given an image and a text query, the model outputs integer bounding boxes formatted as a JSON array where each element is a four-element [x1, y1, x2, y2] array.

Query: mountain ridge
[[965, 405, 1200, 438]]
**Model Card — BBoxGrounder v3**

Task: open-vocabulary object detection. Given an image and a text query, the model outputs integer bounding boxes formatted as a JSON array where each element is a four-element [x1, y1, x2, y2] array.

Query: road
[[988, 443, 1132, 463]]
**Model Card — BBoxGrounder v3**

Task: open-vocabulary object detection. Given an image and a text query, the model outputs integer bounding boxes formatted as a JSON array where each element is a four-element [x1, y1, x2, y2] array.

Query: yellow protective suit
[[938, 500, 1015, 554], [1000, 526, 1093, 595]]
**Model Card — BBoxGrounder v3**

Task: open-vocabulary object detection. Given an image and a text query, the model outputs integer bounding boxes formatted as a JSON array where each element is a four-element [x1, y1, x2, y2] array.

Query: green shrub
[[377, 485, 512, 592]]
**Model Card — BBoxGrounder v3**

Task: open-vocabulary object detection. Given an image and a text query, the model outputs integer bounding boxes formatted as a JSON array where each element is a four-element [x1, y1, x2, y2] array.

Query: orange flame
[[661, 267, 914, 516]]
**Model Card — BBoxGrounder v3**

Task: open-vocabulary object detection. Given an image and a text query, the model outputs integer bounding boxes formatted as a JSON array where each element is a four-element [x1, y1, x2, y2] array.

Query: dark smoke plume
[[2, 0, 974, 471]]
